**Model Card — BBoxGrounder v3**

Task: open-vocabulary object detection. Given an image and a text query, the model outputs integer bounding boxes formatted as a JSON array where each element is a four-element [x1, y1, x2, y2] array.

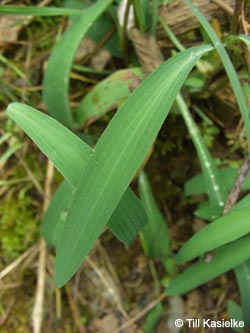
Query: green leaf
[[138, 171, 170, 260], [42, 0, 113, 128], [42, 179, 146, 248], [75, 68, 145, 126], [65, 0, 122, 57], [194, 201, 222, 221], [42, 180, 74, 247], [238, 34, 250, 47], [0, 5, 82, 16], [166, 236, 250, 295], [55, 44, 214, 287], [176, 195, 250, 263], [185, 0, 250, 156], [185, 167, 250, 196], [7, 103, 91, 187], [6, 102, 147, 247], [143, 304, 163, 333], [227, 300, 243, 331], [176, 94, 227, 210], [226, 34, 250, 48], [234, 260, 250, 327]]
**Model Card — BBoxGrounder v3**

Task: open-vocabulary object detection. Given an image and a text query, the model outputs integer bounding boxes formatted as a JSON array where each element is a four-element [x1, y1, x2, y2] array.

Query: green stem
[[150, 0, 159, 35]]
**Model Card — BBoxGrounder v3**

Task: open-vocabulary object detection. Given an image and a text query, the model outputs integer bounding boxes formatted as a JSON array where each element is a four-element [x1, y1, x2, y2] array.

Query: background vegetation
[[0, 0, 250, 332]]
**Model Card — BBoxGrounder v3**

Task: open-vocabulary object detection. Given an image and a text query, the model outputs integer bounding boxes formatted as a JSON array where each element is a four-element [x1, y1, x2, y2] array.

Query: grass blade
[[42, 0, 113, 128], [185, 167, 250, 196], [234, 260, 250, 327], [55, 44, 213, 287], [0, 5, 81, 16], [166, 236, 250, 295], [176, 195, 250, 262], [6, 103, 147, 246], [185, 0, 250, 155], [238, 35, 250, 47], [138, 171, 170, 260], [227, 300, 243, 331], [176, 93, 227, 210]]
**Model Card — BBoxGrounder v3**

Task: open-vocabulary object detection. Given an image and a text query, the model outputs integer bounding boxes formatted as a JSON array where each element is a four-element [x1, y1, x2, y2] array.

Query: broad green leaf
[[75, 68, 145, 126], [6, 103, 147, 246], [42, 180, 74, 247], [42, 179, 145, 247], [0, 5, 82, 16], [234, 260, 250, 327], [176, 94, 227, 209], [185, 167, 250, 196], [42, 0, 113, 128], [166, 236, 250, 295], [55, 44, 214, 287], [138, 171, 170, 260], [7, 103, 90, 187], [176, 195, 250, 263]]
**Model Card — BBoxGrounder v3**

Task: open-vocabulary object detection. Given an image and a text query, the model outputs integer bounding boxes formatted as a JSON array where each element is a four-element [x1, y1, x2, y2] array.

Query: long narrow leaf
[[42, 180, 74, 247], [227, 300, 243, 331], [185, 0, 250, 155], [176, 94, 227, 210], [0, 5, 81, 16], [176, 195, 250, 262], [43, 0, 113, 128], [234, 261, 250, 327], [42, 179, 145, 247], [185, 167, 250, 196], [238, 35, 250, 47], [6, 103, 147, 246], [138, 171, 170, 260], [166, 236, 250, 295], [55, 45, 214, 287]]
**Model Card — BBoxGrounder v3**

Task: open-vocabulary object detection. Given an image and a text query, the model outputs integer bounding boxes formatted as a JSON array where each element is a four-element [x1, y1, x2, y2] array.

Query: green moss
[[0, 193, 38, 261]]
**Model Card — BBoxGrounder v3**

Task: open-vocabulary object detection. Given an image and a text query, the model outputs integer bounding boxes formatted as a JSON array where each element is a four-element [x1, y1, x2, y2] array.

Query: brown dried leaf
[[0, 15, 26, 49]]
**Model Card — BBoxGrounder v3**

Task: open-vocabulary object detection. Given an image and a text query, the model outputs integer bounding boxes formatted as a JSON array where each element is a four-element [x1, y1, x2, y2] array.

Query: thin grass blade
[[42, 0, 113, 128], [185, 167, 250, 196], [234, 260, 250, 327], [227, 300, 243, 330], [185, 0, 250, 155], [176, 195, 250, 262], [176, 94, 227, 210], [138, 171, 170, 260], [0, 5, 81, 16], [166, 236, 250, 295]]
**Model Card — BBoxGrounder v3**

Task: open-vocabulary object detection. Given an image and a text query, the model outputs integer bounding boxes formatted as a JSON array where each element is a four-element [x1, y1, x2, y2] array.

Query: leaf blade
[[167, 236, 250, 295], [42, 0, 113, 128], [0, 5, 82, 16], [6, 103, 147, 247], [176, 195, 250, 262], [138, 171, 170, 260], [55, 45, 213, 287]]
